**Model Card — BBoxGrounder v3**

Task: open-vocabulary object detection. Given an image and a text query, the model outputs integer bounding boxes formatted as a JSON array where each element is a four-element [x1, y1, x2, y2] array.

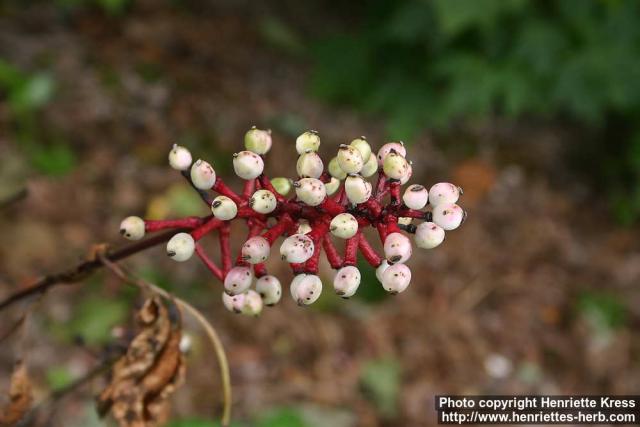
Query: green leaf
[[432, 0, 526, 37], [577, 291, 628, 332], [257, 408, 309, 427], [67, 296, 128, 345], [46, 366, 74, 391], [27, 142, 77, 176], [360, 358, 401, 418]]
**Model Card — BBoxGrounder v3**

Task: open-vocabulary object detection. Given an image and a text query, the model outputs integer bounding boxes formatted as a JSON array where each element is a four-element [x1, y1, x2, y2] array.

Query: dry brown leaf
[[0, 360, 33, 426], [97, 296, 185, 427]]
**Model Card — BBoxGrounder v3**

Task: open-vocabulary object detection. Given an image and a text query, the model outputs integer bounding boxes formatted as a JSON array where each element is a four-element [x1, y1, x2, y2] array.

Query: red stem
[[322, 237, 343, 269], [303, 234, 324, 274], [263, 214, 295, 244], [212, 178, 244, 205], [219, 223, 232, 275], [191, 217, 225, 241], [242, 179, 256, 199], [389, 181, 401, 205], [253, 263, 267, 278], [145, 217, 206, 232], [195, 243, 223, 281], [259, 175, 286, 203], [358, 233, 382, 267], [344, 232, 360, 266]]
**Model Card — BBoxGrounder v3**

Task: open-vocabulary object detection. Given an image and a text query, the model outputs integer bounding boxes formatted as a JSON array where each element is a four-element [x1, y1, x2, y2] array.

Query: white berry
[[244, 127, 272, 155], [360, 153, 378, 178], [381, 263, 411, 294], [432, 203, 465, 231], [383, 232, 412, 264], [296, 151, 324, 178], [233, 151, 264, 180], [271, 177, 292, 195], [330, 213, 358, 239], [294, 178, 326, 206], [375, 260, 390, 284], [280, 234, 315, 263], [428, 182, 461, 206], [241, 236, 271, 264], [250, 189, 277, 214], [377, 142, 406, 166], [325, 177, 340, 195], [328, 156, 347, 180], [293, 274, 322, 305], [120, 216, 145, 240], [383, 151, 410, 180], [211, 196, 238, 220], [333, 266, 361, 298], [337, 144, 364, 174], [403, 184, 429, 209], [415, 222, 445, 249], [296, 130, 320, 154], [241, 290, 263, 316], [398, 217, 412, 226], [256, 275, 282, 306], [296, 220, 312, 234], [400, 162, 413, 185], [190, 159, 216, 190], [168, 144, 192, 171], [350, 137, 371, 163], [166, 232, 195, 262], [344, 174, 372, 204], [222, 292, 245, 314], [224, 266, 254, 295], [290, 273, 308, 299]]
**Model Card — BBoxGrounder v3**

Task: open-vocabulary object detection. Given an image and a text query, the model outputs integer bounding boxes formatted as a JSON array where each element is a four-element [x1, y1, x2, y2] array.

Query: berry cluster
[[120, 128, 465, 316]]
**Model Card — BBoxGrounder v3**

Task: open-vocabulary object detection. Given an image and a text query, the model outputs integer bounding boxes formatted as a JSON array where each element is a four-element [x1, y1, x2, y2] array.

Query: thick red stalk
[[263, 214, 295, 244], [219, 223, 232, 275], [358, 234, 382, 267], [212, 178, 244, 205], [344, 232, 360, 266], [191, 217, 225, 241], [389, 181, 401, 205], [242, 179, 256, 199], [253, 263, 267, 278], [303, 234, 324, 274], [322, 237, 343, 269], [195, 243, 223, 281], [145, 217, 206, 232], [258, 175, 286, 203]]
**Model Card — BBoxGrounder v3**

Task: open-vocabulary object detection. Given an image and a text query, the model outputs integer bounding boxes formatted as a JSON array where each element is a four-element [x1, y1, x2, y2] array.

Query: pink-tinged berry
[[250, 189, 277, 214], [432, 203, 465, 231], [168, 144, 192, 171], [330, 213, 358, 239], [402, 184, 428, 210], [222, 291, 245, 314], [381, 263, 411, 294], [328, 156, 347, 180], [333, 266, 361, 298], [120, 216, 145, 240], [296, 220, 312, 235], [211, 195, 238, 220], [400, 162, 413, 185], [279, 234, 315, 263], [360, 152, 378, 178], [167, 232, 195, 262], [271, 177, 292, 195], [255, 275, 282, 306], [377, 141, 406, 166], [241, 236, 271, 264], [344, 174, 372, 204], [244, 126, 272, 155], [294, 178, 326, 206], [241, 290, 264, 316], [428, 182, 461, 206], [382, 151, 410, 180], [383, 232, 412, 264], [415, 222, 445, 249], [224, 266, 254, 295], [296, 150, 324, 178], [293, 274, 323, 305], [375, 260, 390, 284], [296, 130, 320, 154], [233, 150, 264, 180], [349, 137, 372, 163], [325, 177, 340, 195], [190, 159, 216, 190], [337, 144, 364, 174]]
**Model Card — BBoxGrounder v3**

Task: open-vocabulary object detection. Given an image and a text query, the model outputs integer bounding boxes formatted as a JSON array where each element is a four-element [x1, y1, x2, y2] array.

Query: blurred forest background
[[1, 0, 639, 426]]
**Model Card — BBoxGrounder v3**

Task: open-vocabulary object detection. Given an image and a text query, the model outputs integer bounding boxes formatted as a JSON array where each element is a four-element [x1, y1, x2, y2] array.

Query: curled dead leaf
[[0, 360, 33, 426], [97, 296, 185, 427]]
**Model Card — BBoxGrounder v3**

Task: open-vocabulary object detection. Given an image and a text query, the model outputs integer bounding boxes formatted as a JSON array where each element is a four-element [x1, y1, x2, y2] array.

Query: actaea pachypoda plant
[[119, 128, 466, 315]]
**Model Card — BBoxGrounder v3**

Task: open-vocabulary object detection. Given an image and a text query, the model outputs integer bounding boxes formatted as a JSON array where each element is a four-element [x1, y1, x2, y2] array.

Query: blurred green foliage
[[577, 291, 628, 333], [359, 357, 400, 418], [55, 0, 132, 15], [310, 0, 640, 222]]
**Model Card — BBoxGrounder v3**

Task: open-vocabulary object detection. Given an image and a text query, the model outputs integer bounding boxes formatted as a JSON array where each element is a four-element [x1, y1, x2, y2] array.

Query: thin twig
[[0, 229, 184, 312], [99, 255, 232, 427]]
